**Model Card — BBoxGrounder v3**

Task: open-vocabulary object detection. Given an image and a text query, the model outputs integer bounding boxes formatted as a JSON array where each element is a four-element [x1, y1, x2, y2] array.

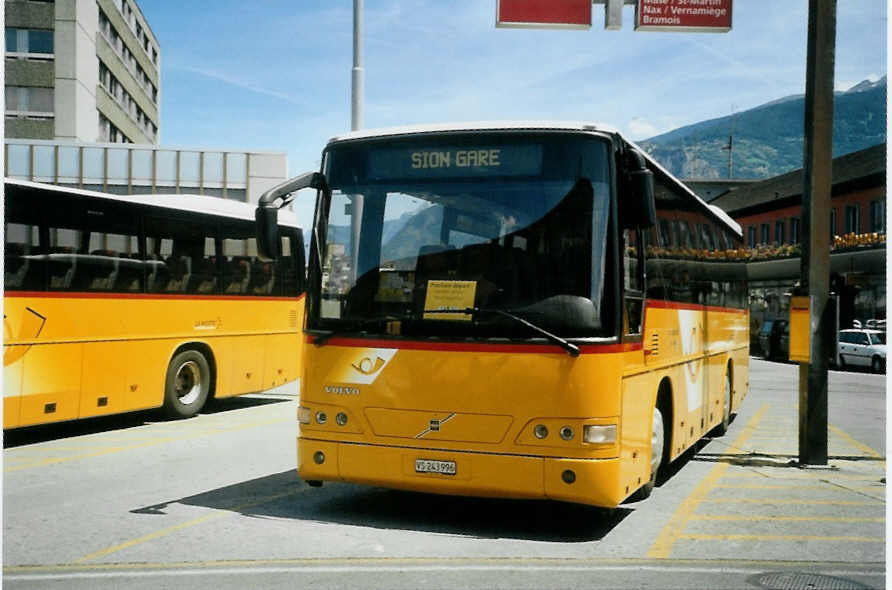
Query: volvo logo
[[415, 413, 456, 439]]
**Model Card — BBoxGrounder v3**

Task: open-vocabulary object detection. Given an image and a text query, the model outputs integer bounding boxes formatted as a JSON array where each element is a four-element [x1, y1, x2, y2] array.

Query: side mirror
[[629, 168, 656, 229], [255, 206, 280, 260], [621, 150, 656, 229], [255, 171, 327, 260]]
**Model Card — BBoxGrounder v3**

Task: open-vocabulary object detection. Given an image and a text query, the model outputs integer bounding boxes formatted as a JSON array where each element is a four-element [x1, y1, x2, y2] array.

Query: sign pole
[[798, 0, 836, 466]]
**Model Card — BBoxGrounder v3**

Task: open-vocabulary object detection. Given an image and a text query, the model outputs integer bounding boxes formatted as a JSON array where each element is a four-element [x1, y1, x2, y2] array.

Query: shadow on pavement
[[131, 469, 631, 542], [3, 395, 290, 448]]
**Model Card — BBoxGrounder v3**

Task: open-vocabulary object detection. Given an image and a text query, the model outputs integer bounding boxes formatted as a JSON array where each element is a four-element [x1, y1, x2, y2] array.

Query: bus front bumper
[[297, 437, 625, 508]]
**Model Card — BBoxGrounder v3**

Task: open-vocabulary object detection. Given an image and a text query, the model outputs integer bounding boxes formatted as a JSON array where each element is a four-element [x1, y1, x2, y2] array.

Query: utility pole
[[722, 134, 733, 178], [798, 0, 836, 466], [722, 105, 735, 178], [352, 0, 364, 131]]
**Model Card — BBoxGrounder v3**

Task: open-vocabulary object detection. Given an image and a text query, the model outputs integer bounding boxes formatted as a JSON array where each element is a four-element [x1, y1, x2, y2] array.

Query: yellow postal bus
[[4, 180, 305, 429], [257, 122, 748, 506]]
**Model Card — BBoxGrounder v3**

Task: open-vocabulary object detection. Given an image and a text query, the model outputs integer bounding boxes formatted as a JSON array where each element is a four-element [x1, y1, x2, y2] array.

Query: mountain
[[639, 77, 886, 179]]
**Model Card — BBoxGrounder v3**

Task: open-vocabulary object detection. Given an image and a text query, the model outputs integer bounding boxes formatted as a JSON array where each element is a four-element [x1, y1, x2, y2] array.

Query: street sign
[[496, 0, 592, 29], [635, 0, 732, 33]]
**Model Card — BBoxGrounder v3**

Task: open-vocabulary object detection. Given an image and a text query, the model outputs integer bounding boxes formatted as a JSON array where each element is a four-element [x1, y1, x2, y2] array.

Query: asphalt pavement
[[2, 358, 886, 589]]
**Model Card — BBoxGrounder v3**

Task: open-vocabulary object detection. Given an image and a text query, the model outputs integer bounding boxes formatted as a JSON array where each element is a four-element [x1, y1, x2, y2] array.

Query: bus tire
[[714, 366, 732, 436], [632, 405, 665, 501], [163, 349, 211, 419]]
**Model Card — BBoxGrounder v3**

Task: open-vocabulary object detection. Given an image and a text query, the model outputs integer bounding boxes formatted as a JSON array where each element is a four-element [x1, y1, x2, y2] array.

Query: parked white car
[[838, 329, 886, 373]]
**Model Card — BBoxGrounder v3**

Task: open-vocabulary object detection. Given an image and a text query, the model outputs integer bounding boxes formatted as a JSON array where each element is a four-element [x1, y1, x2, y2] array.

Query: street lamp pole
[[352, 0, 364, 131]]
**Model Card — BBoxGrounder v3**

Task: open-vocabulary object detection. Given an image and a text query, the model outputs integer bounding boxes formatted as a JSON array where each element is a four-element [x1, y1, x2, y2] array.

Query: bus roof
[[5, 179, 300, 228], [328, 121, 620, 143], [326, 121, 742, 238]]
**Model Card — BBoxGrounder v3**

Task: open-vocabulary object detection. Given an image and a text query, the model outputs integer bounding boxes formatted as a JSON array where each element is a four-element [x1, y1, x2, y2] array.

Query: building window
[[5, 86, 54, 116], [830, 208, 837, 239], [845, 204, 860, 234], [790, 217, 800, 244], [869, 200, 885, 233], [747, 226, 756, 248], [5, 28, 54, 55], [774, 219, 786, 245], [760, 223, 770, 245], [98, 112, 131, 144]]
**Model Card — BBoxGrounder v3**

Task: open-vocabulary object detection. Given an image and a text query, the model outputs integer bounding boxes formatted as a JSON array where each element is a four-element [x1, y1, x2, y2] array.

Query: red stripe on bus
[[645, 299, 748, 315], [4, 290, 306, 302], [306, 335, 640, 355]]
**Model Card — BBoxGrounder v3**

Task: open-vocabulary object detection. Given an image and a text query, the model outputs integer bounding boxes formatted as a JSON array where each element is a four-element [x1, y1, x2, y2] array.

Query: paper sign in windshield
[[423, 281, 477, 321]]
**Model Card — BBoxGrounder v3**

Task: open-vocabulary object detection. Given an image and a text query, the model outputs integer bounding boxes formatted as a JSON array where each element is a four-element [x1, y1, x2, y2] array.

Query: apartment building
[[6, 0, 161, 144]]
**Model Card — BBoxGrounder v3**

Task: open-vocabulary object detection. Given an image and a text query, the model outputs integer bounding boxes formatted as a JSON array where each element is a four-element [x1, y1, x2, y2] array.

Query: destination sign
[[366, 145, 543, 179], [636, 0, 732, 32]]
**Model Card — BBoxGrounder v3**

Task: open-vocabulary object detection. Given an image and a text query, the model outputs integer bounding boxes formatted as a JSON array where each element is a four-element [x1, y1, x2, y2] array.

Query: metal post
[[604, 0, 623, 30], [798, 0, 836, 466], [351, 0, 364, 131]]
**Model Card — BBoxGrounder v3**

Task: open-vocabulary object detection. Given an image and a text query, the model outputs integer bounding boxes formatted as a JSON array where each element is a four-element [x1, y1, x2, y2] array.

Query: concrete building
[[6, 0, 160, 144], [4, 138, 288, 204]]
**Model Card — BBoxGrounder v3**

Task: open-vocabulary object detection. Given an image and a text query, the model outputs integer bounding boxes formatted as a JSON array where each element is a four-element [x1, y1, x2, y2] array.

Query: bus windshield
[[310, 132, 614, 339]]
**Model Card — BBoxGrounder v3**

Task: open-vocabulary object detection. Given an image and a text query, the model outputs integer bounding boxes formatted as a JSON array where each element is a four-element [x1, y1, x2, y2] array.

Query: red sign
[[496, 0, 592, 29], [636, 0, 732, 32]]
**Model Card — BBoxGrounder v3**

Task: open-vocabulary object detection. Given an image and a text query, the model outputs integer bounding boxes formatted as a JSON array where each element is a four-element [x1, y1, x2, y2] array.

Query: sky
[[138, 1, 887, 227]]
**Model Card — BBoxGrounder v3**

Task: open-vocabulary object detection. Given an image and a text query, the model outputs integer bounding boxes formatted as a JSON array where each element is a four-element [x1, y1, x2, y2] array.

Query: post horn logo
[[351, 356, 386, 376]]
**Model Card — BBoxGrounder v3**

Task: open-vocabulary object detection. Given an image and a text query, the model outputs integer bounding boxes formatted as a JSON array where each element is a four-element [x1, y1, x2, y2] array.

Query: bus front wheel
[[163, 349, 211, 419], [632, 405, 665, 501]]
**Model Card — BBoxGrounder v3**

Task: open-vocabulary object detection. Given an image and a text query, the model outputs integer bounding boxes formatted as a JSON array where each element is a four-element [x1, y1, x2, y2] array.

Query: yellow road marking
[[721, 472, 881, 481], [73, 488, 306, 564], [689, 515, 884, 523], [647, 403, 769, 559], [679, 533, 884, 543], [701, 498, 883, 506], [712, 483, 878, 491], [828, 424, 884, 459], [5, 417, 291, 473]]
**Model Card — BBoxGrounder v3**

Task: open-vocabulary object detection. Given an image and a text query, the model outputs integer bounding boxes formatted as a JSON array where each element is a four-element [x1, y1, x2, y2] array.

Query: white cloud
[[627, 118, 660, 140], [171, 64, 303, 106]]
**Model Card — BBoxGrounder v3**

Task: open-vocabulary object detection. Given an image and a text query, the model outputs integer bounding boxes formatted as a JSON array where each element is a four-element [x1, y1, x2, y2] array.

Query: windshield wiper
[[435, 307, 580, 357], [312, 314, 412, 346]]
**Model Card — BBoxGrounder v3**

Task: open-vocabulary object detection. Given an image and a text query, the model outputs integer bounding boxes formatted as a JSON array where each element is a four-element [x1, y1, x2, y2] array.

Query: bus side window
[[146, 237, 173, 292], [623, 228, 644, 338], [146, 215, 216, 294], [4, 222, 41, 290], [47, 228, 82, 291]]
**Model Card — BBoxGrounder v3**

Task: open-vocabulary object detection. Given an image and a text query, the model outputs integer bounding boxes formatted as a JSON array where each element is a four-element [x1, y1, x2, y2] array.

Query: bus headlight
[[583, 424, 616, 444], [298, 407, 311, 424]]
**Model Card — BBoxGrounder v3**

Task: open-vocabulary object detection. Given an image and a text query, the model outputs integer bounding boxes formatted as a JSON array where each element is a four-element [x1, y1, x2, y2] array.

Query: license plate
[[415, 459, 456, 475]]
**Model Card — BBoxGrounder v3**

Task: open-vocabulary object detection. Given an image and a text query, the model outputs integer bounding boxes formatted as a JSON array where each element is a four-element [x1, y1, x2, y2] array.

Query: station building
[[709, 143, 886, 342], [4, 138, 288, 204]]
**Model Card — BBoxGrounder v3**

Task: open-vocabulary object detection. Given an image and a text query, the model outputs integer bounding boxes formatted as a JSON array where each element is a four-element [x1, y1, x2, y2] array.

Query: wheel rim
[[650, 408, 664, 477], [175, 360, 202, 406]]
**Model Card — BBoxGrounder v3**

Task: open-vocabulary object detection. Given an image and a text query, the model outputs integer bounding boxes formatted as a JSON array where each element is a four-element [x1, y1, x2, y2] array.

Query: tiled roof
[[710, 143, 886, 215]]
